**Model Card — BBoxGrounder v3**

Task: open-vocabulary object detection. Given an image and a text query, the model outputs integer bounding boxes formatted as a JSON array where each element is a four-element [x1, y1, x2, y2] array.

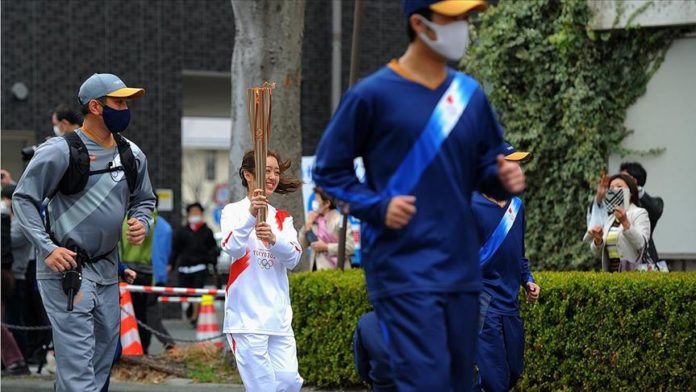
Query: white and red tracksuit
[[220, 197, 303, 392]]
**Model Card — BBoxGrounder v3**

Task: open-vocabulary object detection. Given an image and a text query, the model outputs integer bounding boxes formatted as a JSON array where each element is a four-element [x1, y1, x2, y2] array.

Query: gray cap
[[78, 73, 145, 105]]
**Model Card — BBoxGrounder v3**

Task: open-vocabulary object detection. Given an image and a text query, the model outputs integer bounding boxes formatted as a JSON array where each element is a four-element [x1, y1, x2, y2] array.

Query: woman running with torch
[[220, 83, 304, 392]]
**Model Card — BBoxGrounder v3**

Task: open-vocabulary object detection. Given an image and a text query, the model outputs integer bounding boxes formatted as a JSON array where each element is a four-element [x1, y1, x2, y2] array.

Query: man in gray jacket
[[13, 73, 155, 392]]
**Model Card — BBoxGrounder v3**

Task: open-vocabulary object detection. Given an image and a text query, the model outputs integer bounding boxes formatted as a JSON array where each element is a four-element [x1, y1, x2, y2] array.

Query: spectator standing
[[51, 104, 82, 137], [3, 185, 32, 357], [120, 198, 175, 353], [588, 174, 651, 272], [619, 162, 663, 263], [2, 185, 30, 375], [169, 202, 218, 326], [299, 187, 355, 270]]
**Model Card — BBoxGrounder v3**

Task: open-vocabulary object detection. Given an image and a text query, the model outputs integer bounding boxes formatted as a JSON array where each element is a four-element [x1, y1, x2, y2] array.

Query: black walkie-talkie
[[62, 249, 83, 312], [62, 268, 82, 311]]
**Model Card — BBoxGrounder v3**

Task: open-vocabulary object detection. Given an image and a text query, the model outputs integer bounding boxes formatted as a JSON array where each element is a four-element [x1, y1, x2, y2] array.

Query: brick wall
[[1, 0, 234, 224], [2, 0, 409, 220]]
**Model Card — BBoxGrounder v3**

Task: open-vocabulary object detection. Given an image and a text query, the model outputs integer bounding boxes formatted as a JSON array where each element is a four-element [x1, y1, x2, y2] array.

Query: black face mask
[[100, 104, 131, 134]]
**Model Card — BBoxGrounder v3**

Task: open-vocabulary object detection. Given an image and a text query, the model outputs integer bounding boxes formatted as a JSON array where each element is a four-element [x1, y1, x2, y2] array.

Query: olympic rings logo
[[258, 257, 275, 269]]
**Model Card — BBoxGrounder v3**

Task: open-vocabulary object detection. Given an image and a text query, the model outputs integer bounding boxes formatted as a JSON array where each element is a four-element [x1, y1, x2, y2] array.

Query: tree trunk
[[229, 0, 306, 229]]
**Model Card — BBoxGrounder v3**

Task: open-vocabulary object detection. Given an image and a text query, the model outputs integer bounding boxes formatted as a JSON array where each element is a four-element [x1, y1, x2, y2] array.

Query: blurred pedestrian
[[1, 185, 29, 375], [51, 104, 82, 137], [299, 187, 354, 270], [1, 169, 15, 187], [312, 1, 525, 390], [120, 196, 175, 352], [471, 143, 539, 392], [2, 185, 31, 357], [169, 202, 217, 326]]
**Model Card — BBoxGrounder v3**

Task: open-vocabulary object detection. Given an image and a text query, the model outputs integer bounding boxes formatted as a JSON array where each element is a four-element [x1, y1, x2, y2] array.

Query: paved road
[[1, 378, 245, 391], [1, 378, 364, 392], [149, 302, 224, 354], [4, 303, 367, 391]]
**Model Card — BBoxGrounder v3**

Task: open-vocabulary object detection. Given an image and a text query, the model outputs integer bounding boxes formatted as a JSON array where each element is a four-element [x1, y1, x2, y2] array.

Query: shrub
[[291, 270, 696, 390]]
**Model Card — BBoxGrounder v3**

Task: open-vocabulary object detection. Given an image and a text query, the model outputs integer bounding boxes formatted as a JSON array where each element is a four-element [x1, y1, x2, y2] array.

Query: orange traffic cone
[[119, 283, 144, 356], [196, 294, 222, 348]]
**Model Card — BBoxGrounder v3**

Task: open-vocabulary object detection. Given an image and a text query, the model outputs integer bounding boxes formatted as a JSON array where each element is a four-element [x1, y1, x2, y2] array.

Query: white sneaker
[[44, 351, 56, 375]]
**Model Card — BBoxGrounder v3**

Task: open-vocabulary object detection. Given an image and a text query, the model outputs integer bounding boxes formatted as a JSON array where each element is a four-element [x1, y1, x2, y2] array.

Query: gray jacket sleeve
[[12, 138, 69, 260], [127, 145, 156, 234], [10, 218, 30, 249]]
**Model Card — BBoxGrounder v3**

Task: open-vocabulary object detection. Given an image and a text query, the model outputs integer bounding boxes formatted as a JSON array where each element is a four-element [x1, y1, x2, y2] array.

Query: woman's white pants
[[227, 333, 303, 392]]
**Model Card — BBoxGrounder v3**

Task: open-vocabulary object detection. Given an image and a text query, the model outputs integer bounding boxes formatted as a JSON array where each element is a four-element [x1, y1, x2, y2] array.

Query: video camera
[[21, 145, 39, 162]]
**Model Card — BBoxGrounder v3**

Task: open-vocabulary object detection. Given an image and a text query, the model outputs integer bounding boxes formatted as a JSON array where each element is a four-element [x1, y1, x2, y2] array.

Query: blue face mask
[[101, 104, 131, 134]]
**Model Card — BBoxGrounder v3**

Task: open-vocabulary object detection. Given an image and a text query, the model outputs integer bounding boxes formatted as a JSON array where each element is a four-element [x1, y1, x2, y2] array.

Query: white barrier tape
[[158, 296, 202, 303], [123, 285, 226, 297]]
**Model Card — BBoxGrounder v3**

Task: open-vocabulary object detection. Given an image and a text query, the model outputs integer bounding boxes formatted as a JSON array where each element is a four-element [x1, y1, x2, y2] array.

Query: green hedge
[[290, 270, 696, 390]]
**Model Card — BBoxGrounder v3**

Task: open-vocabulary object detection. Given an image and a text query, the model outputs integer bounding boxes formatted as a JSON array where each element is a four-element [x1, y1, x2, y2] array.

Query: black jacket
[[168, 223, 219, 268], [1, 214, 13, 270], [640, 191, 664, 262], [2, 214, 14, 299]]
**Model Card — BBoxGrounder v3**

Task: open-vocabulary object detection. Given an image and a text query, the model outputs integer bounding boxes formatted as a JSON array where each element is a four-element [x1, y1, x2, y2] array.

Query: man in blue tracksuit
[[471, 143, 540, 392], [353, 311, 397, 392], [313, 1, 526, 390]]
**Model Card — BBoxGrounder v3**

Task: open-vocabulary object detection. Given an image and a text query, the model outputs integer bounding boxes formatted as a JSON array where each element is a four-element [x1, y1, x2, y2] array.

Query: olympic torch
[[247, 82, 275, 223]]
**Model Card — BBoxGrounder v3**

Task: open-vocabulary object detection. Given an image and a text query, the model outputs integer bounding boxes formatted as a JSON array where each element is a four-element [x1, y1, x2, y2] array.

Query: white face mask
[[188, 215, 203, 225], [417, 16, 470, 62], [53, 125, 64, 137], [311, 200, 321, 212]]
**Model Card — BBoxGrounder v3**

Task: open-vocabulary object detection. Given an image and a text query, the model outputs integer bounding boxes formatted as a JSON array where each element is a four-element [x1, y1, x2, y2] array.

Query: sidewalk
[[1, 377, 364, 392], [1, 378, 245, 391]]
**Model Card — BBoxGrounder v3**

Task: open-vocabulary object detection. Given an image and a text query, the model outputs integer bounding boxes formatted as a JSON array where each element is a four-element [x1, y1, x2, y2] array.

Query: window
[[205, 150, 216, 181]]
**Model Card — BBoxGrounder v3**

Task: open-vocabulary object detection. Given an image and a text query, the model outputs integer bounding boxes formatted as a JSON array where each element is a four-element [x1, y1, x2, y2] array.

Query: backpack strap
[[113, 133, 137, 194], [45, 132, 138, 258], [57, 132, 90, 195]]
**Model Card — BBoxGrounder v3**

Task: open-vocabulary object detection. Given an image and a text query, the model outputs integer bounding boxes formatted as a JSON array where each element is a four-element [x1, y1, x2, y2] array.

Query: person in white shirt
[[220, 149, 304, 392]]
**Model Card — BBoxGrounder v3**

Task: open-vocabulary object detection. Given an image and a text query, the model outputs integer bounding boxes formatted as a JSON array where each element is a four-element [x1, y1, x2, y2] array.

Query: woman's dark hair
[[54, 104, 83, 126], [608, 174, 641, 207], [238, 150, 302, 195], [186, 202, 204, 214], [407, 8, 433, 42], [313, 187, 336, 210]]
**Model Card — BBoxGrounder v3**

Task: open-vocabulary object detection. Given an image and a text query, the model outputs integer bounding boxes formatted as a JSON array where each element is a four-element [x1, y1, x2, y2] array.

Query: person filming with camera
[[588, 174, 651, 272]]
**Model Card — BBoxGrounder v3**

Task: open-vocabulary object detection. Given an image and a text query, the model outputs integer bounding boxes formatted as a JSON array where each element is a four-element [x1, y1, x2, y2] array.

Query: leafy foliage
[[462, 0, 690, 269], [291, 269, 372, 386], [291, 269, 696, 390]]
